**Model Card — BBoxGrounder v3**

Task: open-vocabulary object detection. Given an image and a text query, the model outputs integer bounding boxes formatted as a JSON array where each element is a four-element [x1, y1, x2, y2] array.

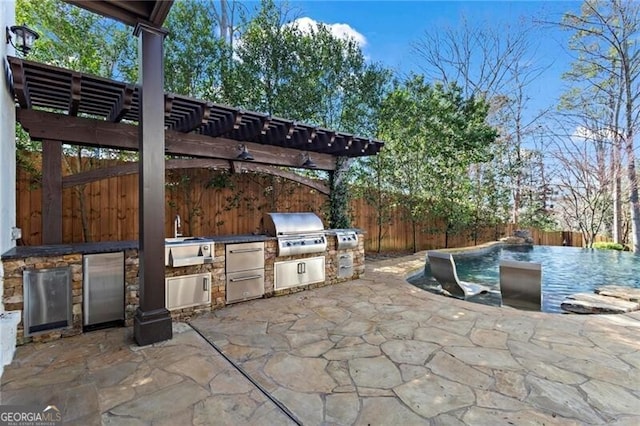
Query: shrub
[[592, 242, 625, 251]]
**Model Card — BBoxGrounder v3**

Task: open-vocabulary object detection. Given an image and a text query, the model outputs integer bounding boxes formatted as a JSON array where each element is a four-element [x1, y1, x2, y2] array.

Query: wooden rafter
[[68, 73, 82, 116], [10, 60, 31, 109], [108, 85, 134, 122], [61, 158, 330, 195]]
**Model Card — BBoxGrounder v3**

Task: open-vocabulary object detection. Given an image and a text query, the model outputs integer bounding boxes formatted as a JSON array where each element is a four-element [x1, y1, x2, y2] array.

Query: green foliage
[[328, 157, 351, 229], [376, 75, 498, 250], [17, 0, 132, 77], [592, 241, 624, 251], [223, 0, 391, 134], [162, 1, 228, 99]]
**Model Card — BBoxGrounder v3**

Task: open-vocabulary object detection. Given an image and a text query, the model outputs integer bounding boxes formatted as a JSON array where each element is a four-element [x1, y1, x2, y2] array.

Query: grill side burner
[[334, 230, 358, 250], [264, 212, 328, 257]]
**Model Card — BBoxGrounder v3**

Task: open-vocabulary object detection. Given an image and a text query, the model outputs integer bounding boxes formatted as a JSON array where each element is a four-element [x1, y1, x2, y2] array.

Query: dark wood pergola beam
[[17, 109, 338, 170], [61, 158, 330, 195]]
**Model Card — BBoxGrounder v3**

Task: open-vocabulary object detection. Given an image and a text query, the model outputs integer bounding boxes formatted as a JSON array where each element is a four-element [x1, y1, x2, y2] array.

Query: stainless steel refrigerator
[[83, 252, 125, 329]]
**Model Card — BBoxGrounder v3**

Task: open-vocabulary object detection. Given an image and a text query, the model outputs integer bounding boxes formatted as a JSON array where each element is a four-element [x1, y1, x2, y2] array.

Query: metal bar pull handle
[[203, 276, 210, 291], [230, 248, 263, 254], [229, 275, 262, 282], [297, 262, 306, 274]]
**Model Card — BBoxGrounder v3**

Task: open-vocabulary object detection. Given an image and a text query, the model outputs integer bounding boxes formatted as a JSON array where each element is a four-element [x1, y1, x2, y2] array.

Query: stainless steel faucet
[[174, 214, 182, 238]]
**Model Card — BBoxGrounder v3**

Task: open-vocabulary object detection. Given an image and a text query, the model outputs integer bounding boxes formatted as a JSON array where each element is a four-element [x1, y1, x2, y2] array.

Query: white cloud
[[288, 17, 367, 48], [572, 125, 617, 143]]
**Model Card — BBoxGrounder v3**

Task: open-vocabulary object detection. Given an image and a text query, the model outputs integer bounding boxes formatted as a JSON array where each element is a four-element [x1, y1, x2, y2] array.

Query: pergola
[[10, 0, 384, 345], [10, 58, 383, 166]]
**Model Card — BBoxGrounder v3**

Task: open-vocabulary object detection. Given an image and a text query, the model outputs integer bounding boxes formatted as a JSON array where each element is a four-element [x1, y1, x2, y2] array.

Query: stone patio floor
[[2, 252, 640, 425]]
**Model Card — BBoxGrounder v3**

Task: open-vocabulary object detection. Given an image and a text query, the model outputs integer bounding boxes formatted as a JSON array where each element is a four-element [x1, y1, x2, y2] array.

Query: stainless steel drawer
[[338, 253, 354, 267], [166, 273, 211, 310], [226, 269, 264, 303], [274, 256, 325, 290], [226, 242, 264, 273]]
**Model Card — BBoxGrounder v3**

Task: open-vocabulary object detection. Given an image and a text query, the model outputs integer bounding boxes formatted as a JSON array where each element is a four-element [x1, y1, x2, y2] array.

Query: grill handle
[[203, 276, 210, 291], [297, 262, 306, 274]]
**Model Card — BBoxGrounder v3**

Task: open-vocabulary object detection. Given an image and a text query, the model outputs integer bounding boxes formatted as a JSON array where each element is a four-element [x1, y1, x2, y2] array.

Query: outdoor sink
[[164, 238, 214, 267]]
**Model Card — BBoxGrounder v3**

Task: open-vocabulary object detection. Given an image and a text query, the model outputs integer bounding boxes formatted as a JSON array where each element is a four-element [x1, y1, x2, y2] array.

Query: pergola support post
[[41, 139, 63, 244], [133, 22, 172, 346]]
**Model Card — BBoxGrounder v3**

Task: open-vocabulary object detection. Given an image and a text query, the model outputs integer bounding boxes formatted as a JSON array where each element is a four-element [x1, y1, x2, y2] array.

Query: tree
[[558, 0, 640, 251], [162, 1, 227, 99], [551, 136, 613, 247], [378, 76, 497, 251], [413, 15, 550, 229], [352, 153, 397, 253], [228, 0, 391, 227]]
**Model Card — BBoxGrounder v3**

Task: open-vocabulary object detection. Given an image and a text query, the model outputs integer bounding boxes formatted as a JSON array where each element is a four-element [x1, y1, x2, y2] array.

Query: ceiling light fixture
[[237, 144, 254, 161], [300, 152, 317, 168]]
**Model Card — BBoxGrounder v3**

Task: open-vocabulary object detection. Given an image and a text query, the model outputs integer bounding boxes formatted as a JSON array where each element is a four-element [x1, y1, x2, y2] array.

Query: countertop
[[1, 234, 272, 260], [1, 230, 364, 260]]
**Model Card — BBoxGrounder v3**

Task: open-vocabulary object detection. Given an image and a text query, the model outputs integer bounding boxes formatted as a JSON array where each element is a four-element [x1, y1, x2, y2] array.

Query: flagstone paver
[[3, 250, 640, 424], [394, 375, 475, 418]]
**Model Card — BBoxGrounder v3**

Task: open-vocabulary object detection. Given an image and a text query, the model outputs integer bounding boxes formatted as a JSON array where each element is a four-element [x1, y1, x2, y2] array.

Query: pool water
[[407, 245, 640, 313]]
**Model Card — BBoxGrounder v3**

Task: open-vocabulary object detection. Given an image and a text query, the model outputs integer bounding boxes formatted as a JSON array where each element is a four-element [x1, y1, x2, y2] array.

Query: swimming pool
[[407, 245, 640, 313]]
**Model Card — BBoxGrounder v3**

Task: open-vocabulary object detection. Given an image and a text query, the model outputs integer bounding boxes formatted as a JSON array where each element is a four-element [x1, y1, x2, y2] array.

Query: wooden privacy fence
[[15, 159, 591, 251]]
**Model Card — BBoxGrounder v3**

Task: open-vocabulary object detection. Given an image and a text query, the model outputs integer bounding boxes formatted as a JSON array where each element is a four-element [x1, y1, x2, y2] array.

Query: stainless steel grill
[[264, 212, 327, 257]]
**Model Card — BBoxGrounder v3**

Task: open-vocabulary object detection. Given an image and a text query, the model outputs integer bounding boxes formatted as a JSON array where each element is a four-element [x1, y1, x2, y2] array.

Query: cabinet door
[[166, 273, 211, 310], [274, 256, 325, 290]]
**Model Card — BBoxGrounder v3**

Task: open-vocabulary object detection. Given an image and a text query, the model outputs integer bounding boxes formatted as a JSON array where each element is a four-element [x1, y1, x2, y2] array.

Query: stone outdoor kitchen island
[[1, 230, 364, 345]]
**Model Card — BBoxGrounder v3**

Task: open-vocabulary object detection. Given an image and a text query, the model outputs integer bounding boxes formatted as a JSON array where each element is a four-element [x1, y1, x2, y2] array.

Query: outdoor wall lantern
[[300, 152, 317, 168], [236, 144, 254, 161], [6, 24, 39, 56]]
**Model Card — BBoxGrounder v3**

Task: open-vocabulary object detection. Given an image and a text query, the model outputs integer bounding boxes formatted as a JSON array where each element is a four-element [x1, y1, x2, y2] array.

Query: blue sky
[[283, 0, 583, 120]]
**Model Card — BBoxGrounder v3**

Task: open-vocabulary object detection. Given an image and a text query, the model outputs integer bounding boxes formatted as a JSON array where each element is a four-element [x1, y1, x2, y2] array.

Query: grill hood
[[263, 212, 324, 236]]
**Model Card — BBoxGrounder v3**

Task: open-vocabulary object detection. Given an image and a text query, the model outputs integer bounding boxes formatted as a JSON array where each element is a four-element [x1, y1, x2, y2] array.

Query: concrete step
[[561, 293, 640, 314]]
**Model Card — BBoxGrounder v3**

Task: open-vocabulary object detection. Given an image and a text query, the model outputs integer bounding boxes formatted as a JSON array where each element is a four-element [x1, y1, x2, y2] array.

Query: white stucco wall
[[1, 0, 17, 307], [1, 0, 18, 377]]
